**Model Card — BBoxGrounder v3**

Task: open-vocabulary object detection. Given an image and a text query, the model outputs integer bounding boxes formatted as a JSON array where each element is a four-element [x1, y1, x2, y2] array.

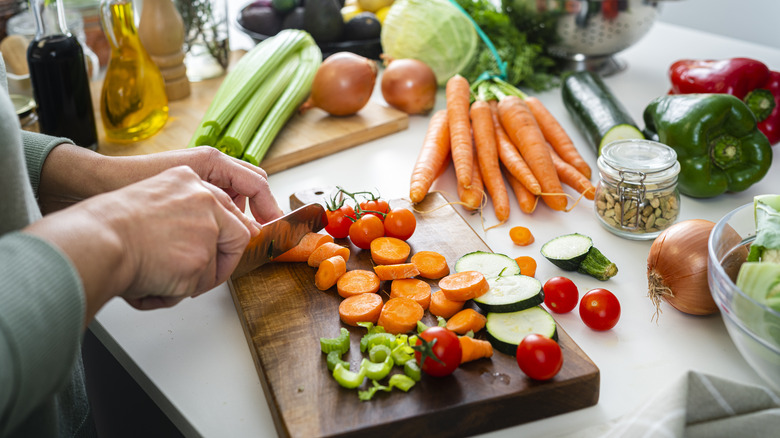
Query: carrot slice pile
[[445, 308, 487, 335], [410, 250, 450, 280], [339, 292, 384, 327], [389, 278, 432, 310], [438, 271, 489, 301], [370, 237, 411, 265], [272, 232, 334, 263], [377, 297, 424, 335], [336, 269, 380, 298], [428, 289, 466, 319], [308, 242, 350, 268], [315, 255, 347, 291], [459, 336, 493, 364], [373, 263, 420, 281]]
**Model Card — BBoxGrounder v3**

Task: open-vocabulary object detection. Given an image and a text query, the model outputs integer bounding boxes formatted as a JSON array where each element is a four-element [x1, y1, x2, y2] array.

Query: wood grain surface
[[228, 192, 600, 438], [90, 52, 408, 174]]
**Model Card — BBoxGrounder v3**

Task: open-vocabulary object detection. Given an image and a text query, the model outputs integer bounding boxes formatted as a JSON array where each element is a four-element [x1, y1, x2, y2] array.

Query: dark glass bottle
[[27, 0, 98, 150]]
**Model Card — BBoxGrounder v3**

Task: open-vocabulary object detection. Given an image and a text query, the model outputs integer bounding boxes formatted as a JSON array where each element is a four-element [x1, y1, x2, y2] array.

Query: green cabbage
[[380, 0, 478, 86]]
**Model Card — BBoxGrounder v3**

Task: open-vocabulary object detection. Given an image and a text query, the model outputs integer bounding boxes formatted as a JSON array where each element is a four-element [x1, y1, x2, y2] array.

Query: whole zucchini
[[561, 71, 644, 155]]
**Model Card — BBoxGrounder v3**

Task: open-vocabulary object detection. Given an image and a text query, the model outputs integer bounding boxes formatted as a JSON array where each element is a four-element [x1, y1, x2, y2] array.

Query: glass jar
[[594, 139, 681, 240]]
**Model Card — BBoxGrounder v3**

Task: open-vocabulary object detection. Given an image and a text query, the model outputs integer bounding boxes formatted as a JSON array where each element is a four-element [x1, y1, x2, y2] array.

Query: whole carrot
[[410, 109, 450, 204], [504, 165, 538, 214], [446, 74, 474, 189], [457, 145, 484, 211], [491, 102, 541, 196], [470, 100, 510, 223], [525, 96, 592, 179], [498, 96, 567, 211], [547, 143, 596, 200]]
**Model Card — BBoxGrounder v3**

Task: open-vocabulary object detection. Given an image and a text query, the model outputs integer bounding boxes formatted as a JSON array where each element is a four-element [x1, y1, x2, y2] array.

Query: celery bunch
[[189, 29, 322, 163]]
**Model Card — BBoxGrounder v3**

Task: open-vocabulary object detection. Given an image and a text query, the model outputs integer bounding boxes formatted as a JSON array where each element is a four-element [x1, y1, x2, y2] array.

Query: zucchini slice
[[485, 307, 558, 356], [454, 251, 521, 278], [541, 233, 618, 281], [474, 275, 544, 313]]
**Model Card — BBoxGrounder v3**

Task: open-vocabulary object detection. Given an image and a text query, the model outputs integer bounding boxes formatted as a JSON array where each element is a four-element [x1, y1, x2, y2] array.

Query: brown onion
[[302, 52, 378, 116], [647, 219, 718, 319], [380, 58, 437, 114]]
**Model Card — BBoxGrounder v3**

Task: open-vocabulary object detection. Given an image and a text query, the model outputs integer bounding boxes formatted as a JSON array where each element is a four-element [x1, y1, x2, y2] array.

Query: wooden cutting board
[[90, 52, 408, 174], [228, 192, 600, 438]]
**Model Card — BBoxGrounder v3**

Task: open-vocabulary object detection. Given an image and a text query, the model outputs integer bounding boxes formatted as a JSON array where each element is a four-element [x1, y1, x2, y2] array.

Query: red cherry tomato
[[383, 208, 417, 240], [579, 288, 621, 331], [359, 198, 390, 220], [515, 334, 563, 380], [348, 214, 385, 249], [325, 205, 356, 238], [414, 327, 461, 377], [543, 276, 579, 314]]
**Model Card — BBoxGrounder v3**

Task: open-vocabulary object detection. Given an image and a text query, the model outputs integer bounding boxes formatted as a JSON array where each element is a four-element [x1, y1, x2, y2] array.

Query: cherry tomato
[[414, 327, 461, 377], [515, 334, 563, 380], [359, 198, 390, 220], [543, 276, 579, 314], [579, 288, 621, 331], [383, 208, 417, 240], [348, 214, 385, 249], [325, 205, 356, 238]]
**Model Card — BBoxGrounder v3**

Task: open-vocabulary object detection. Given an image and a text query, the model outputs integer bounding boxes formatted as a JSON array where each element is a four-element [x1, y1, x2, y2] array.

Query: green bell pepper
[[643, 93, 773, 198]]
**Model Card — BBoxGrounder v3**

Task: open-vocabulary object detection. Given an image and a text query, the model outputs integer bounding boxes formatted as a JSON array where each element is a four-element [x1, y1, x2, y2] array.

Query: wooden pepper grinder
[[138, 0, 190, 100]]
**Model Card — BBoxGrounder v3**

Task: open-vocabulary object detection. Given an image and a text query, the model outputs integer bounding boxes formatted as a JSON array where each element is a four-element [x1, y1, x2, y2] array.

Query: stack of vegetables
[[188, 29, 322, 165]]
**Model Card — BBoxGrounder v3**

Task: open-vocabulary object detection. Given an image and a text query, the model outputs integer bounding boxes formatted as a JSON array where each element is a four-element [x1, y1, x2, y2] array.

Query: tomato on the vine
[[348, 214, 384, 249], [579, 288, 621, 331], [414, 327, 461, 377], [383, 208, 416, 240], [359, 198, 390, 220], [325, 205, 356, 239], [515, 334, 563, 381], [543, 276, 579, 314]]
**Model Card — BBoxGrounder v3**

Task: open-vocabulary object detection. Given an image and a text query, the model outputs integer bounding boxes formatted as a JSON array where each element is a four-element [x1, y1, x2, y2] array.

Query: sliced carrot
[[504, 165, 538, 214], [272, 232, 334, 263], [547, 143, 596, 201], [438, 270, 489, 301], [428, 290, 466, 319], [471, 99, 510, 223], [373, 263, 420, 281], [336, 269, 380, 298], [514, 256, 537, 277], [307, 242, 350, 268], [509, 226, 534, 246], [410, 109, 451, 204], [389, 278, 432, 310], [410, 250, 450, 280], [370, 236, 411, 265], [459, 336, 493, 364], [457, 145, 484, 211], [339, 292, 384, 327], [446, 74, 474, 189], [525, 96, 591, 179], [377, 297, 425, 335], [445, 308, 487, 335], [314, 255, 347, 291]]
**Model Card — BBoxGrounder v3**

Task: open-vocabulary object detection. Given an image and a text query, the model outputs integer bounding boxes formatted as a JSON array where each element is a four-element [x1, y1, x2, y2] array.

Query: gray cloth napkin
[[602, 371, 780, 437]]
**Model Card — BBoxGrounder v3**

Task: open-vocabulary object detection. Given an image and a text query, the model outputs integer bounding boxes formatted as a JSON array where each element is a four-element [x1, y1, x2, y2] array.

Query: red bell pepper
[[668, 57, 780, 145]]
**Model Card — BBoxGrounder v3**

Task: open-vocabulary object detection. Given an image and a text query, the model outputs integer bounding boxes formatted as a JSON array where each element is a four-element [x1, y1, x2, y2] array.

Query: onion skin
[[380, 58, 437, 114], [647, 219, 717, 318], [303, 52, 378, 116]]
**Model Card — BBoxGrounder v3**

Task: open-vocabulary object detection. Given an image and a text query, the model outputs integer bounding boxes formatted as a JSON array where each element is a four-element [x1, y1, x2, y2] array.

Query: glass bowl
[[708, 202, 780, 391]]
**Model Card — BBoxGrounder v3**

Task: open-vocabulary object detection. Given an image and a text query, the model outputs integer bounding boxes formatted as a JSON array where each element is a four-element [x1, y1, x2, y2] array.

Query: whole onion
[[301, 52, 378, 116], [380, 58, 437, 114]]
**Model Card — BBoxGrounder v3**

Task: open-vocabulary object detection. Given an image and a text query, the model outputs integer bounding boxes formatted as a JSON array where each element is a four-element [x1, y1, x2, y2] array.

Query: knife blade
[[232, 203, 327, 278]]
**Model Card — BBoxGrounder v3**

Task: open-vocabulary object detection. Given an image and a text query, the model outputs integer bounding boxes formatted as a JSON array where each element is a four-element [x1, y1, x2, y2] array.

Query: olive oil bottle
[[99, 0, 168, 142]]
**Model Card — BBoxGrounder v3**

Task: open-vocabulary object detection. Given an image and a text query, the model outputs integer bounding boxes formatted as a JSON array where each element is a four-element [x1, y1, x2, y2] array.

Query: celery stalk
[[242, 43, 322, 166]]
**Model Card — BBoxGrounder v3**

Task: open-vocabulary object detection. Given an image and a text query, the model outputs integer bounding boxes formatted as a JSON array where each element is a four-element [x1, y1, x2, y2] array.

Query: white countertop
[[91, 20, 780, 438]]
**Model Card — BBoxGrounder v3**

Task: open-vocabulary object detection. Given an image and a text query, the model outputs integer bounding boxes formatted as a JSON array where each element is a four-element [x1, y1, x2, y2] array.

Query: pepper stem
[[743, 88, 776, 122], [711, 134, 742, 169]]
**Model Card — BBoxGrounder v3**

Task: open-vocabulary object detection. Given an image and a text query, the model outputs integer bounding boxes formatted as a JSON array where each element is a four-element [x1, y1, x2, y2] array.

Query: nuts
[[595, 185, 679, 235]]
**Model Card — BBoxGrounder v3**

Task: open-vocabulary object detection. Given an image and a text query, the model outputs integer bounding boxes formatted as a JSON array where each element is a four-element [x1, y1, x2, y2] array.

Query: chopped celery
[[332, 363, 365, 389], [403, 359, 421, 382], [320, 327, 350, 354], [357, 375, 417, 401], [326, 351, 349, 372], [368, 344, 391, 363], [360, 357, 394, 380], [361, 332, 395, 353]]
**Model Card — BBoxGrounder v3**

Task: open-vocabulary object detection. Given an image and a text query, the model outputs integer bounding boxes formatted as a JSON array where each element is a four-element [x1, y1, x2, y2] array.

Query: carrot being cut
[[438, 270, 489, 301], [491, 102, 541, 196], [410, 109, 451, 204], [373, 263, 420, 281], [509, 226, 534, 246], [514, 256, 537, 277], [410, 250, 450, 280], [498, 95, 567, 211], [429, 289, 466, 319], [272, 232, 334, 263], [445, 308, 487, 335], [525, 96, 591, 179], [504, 164, 538, 214], [446, 74, 474, 189], [389, 278, 432, 310], [377, 297, 425, 335], [470, 99, 510, 223], [457, 145, 484, 211], [339, 292, 384, 326], [336, 269, 380, 298], [314, 255, 347, 291], [459, 336, 493, 364], [370, 237, 411, 265], [547, 143, 596, 201], [307, 242, 350, 268]]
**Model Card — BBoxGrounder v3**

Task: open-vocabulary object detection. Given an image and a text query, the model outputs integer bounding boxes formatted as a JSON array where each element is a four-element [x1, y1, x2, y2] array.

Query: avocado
[[343, 12, 381, 41], [281, 6, 305, 30], [303, 0, 343, 43], [240, 5, 283, 36]]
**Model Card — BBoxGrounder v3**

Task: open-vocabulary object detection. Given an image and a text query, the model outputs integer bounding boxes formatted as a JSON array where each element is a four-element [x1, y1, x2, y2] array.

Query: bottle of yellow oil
[[99, 0, 168, 142]]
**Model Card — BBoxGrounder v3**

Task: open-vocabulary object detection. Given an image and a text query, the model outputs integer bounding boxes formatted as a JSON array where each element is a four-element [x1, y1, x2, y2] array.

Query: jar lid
[[598, 139, 680, 184]]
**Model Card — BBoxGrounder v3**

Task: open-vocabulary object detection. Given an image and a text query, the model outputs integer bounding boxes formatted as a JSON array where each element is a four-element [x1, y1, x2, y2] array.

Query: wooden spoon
[[0, 35, 30, 76]]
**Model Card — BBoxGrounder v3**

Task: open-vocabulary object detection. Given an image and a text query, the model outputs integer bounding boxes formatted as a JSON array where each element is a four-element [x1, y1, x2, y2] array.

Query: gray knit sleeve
[[20, 131, 75, 197]]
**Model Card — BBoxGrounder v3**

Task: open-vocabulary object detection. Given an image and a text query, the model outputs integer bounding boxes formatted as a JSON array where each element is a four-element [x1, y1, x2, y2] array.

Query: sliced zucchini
[[485, 307, 558, 356], [474, 275, 544, 313], [454, 251, 520, 278], [541, 233, 618, 281]]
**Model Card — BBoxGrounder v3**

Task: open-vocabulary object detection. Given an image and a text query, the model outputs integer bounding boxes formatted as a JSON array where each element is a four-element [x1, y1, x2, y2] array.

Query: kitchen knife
[[232, 203, 327, 278]]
